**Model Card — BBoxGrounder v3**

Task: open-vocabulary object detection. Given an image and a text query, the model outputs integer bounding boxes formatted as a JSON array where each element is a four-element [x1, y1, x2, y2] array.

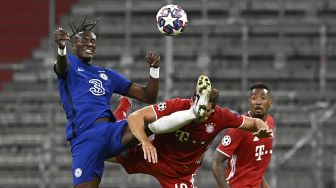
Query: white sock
[[148, 108, 196, 134]]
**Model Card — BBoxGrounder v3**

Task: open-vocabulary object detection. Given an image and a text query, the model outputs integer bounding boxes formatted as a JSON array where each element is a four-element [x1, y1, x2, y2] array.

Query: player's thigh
[[71, 128, 106, 186], [157, 173, 197, 188], [74, 177, 100, 188], [105, 120, 130, 156], [116, 145, 155, 174]]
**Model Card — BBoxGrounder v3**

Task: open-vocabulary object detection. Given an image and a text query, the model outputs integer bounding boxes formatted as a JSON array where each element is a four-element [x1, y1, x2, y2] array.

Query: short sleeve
[[152, 98, 190, 119], [218, 108, 244, 129], [216, 129, 245, 158], [107, 69, 132, 95]]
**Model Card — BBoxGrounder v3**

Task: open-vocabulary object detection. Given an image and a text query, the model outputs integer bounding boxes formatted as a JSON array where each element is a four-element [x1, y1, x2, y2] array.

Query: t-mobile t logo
[[175, 130, 190, 142], [255, 145, 265, 161]]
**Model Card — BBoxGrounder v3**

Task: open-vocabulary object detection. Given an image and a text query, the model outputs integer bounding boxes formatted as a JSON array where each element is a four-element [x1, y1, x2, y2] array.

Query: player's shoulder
[[215, 106, 240, 115], [154, 98, 190, 113], [267, 114, 274, 121], [222, 128, 248, 143], [266, 115, 275, 128], [67, 53, 78, 64]]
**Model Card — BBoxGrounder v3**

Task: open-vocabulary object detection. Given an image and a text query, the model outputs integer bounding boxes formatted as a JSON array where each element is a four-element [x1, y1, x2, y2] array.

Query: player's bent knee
[[121, 125, 139, 147]]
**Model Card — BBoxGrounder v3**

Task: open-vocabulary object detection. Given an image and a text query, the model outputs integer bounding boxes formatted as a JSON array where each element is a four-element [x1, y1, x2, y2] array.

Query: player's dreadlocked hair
[[67, 15, 99, 39]]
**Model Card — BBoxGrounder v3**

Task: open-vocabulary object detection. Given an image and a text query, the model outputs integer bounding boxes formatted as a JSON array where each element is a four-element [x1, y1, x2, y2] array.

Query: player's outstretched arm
[[127, 106, 158, 163], [239, 116, 273, 138], [53, 27, 70, 75], [126, 51, 160, 104], [211, 151, 230, 188]]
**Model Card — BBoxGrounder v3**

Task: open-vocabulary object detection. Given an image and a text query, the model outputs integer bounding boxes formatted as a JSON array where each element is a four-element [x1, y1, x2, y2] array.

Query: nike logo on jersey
[[78, 68, 84, 71]]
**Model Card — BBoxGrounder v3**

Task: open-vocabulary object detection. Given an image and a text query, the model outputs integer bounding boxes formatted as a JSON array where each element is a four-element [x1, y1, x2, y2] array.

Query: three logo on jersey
[[89, 79, 106, 96], [78, 67, 109, 96]]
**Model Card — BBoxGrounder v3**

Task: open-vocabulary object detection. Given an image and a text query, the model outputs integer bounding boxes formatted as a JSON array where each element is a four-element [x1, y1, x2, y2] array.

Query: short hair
[[192, 88, 219, 106], [249, 82, 271, 93], [250, 82, 271, 92], [68, 15, 99, 39]]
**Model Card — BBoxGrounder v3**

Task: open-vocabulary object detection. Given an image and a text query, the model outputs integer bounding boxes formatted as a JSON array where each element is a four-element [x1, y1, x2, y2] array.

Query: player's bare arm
[[211, 151, 230, 188], [127, 106, 158, 163], [127, 51, 160, 104], [260, 176, 270, 188], [239, 116, 273, 138], [53, 27, 70, 75]]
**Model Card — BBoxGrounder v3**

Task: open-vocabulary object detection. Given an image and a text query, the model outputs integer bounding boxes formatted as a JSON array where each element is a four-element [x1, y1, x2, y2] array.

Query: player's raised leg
[[193, 74, 212, 119], [119, 74, 212, 145]]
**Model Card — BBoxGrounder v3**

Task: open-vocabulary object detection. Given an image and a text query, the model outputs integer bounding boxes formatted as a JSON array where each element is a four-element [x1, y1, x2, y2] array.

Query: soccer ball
[[156, 4, 188, 36]]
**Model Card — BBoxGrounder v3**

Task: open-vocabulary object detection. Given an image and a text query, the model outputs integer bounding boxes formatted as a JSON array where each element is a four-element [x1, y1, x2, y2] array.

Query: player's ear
[[268, 97, 273, 107], [248, 97, 252, 108]]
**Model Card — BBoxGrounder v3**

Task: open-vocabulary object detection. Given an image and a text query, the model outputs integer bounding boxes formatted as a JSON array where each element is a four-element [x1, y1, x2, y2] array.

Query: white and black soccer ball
[[156, 4, 188, 36]]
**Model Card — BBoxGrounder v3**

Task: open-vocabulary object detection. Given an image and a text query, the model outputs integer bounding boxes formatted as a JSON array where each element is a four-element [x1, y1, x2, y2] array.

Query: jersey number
[[89, 79, 105, 96], [175, 183, 188, 188]]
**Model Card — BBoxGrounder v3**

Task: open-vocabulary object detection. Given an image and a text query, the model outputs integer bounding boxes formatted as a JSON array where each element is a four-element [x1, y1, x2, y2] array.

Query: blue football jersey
[[55, 53, 132, 140]]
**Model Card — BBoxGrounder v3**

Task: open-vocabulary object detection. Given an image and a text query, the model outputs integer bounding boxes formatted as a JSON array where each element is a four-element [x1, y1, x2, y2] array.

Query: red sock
[[114, 97, 132, 120]]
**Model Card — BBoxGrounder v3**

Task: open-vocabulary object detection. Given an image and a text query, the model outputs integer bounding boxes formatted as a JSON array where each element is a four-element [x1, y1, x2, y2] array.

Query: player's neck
[[248, 111, 267, 122], [80, 58, 92, 65]]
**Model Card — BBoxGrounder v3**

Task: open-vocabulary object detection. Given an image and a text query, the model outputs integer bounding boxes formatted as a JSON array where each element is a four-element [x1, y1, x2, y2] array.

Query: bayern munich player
[[109, 75, 273, 187], [212, 83, 274, 188]]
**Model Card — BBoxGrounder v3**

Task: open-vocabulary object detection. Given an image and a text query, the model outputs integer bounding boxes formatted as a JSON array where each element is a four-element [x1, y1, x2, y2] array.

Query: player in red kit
[[211, 83, 274, 188], [109, 76, 273, 188]]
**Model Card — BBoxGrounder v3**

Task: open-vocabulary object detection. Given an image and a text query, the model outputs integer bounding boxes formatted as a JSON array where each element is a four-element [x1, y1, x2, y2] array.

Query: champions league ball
[[156, 4, 188, 36]]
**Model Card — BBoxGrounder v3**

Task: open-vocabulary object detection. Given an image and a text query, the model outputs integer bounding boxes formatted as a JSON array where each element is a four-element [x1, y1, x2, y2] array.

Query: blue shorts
[[70, 120, 127, 186]]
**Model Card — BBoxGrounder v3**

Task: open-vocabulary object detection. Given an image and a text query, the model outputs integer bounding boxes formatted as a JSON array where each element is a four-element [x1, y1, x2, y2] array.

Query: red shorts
[[116, 146, 197, 188]]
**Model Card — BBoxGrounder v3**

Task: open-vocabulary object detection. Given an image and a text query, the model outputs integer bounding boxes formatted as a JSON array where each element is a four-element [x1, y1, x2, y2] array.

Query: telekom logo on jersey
[[255, 144, 273, 161], [175, 130, 190, 142], [255, 145, 265, 161]]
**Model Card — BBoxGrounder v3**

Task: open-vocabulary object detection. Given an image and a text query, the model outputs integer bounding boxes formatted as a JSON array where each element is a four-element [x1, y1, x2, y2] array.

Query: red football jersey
[[216, 112, 275, 188], [152, 98, 244, 175]]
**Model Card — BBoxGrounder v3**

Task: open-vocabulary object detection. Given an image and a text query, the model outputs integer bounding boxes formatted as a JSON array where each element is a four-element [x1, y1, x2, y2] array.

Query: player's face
[[196, 103, 215, 123], [248, 88, 272, 120], [74, 31, 97, 63]]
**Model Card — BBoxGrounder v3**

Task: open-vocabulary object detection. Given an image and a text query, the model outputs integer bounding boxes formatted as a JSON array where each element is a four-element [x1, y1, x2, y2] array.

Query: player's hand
[[145, 51, 160, 68], [141, 140, 157, 163], [253, 128, 273, 138], [53, 27, 69, 49]]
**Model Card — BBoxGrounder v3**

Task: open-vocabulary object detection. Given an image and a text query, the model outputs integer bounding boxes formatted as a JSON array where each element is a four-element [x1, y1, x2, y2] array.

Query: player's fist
[[145, 51, 160, 68], [53, 27, 69, 49]]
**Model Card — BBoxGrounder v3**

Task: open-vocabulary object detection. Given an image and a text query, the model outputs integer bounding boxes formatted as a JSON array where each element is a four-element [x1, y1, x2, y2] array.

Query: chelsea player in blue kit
[[53, 18, 160, 188]]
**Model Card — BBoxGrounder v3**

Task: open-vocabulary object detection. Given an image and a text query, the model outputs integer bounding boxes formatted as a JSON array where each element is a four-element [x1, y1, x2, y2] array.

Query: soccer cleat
[[193, 74, 211, 119]]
